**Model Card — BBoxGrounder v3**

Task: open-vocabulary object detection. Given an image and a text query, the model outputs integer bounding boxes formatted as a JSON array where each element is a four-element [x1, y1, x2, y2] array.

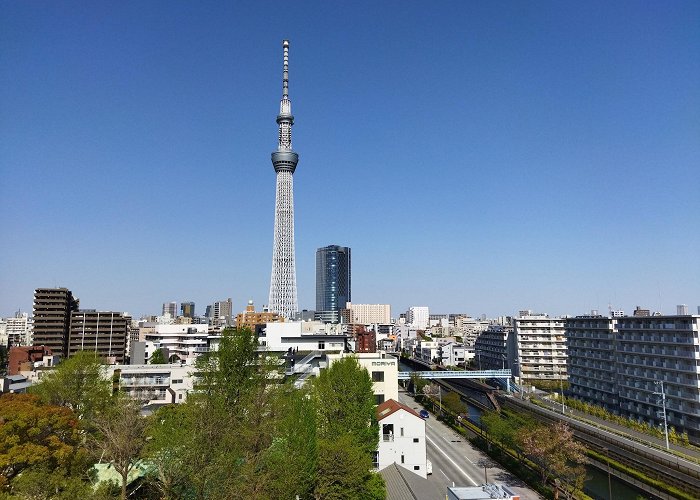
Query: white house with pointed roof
[[375, 399, 427, 478]]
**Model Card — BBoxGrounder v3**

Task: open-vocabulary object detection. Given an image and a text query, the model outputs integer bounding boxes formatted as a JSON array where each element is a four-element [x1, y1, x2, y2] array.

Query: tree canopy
[[30, 350, 111, 423]]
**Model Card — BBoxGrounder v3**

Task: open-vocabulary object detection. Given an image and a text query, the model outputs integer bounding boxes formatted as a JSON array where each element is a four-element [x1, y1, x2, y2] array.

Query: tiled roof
[[376, 399, 422, 421], [379, 463, 442, 500]]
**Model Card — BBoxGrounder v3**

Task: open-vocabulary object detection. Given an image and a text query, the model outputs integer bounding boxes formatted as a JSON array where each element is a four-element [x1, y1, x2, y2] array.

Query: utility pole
[[654, 380, 670, 450], [604, 447, 612, 500], [558, 365, 565, 414]]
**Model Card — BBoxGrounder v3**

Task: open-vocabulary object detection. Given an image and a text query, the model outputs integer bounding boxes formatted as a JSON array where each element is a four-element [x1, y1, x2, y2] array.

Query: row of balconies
[[618, 373, 700, 390], [617, 359, 695, 373], [617, 346, 691, 357], [618, 335, 695, 344], [121, 376, 170, 387], [617, 322, 692, 331]]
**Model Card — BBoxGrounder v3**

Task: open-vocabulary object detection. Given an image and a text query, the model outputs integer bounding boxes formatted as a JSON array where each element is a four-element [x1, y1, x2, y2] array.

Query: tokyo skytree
[[268, 40, 299, 318]]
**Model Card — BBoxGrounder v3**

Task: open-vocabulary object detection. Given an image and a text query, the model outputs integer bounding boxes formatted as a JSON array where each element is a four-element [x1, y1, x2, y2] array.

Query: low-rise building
[[144, 324, 209, 364], [261, 321, 347, 353], [236, 300, 284, 331], [8, 345, 57, 375], [106, 363, 195, 406], [375, 399, 427, 478], [439, 342, 467, 367]]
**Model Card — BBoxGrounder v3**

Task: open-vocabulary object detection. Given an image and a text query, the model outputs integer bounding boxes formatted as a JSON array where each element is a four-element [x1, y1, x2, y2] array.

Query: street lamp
[[654, 380, 670, 450]]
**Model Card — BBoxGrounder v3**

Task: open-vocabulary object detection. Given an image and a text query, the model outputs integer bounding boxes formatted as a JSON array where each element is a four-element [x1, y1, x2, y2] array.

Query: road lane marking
[[440, 469, 450, 481], [426, 435, 478, 486]]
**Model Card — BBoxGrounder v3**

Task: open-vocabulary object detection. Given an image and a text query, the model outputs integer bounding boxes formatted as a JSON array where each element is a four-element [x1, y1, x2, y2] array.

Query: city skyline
[[2, 2, 698, 318]]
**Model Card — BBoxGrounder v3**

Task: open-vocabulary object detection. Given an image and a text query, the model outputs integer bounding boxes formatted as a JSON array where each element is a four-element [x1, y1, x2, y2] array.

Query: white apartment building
[[418, 340, 439, 364], [4, 312, 33, 347], [511, 313, 567, 381], [144, 324, 209, 364], [376, 399, 427, 478], [407, 307, 429, 330], [439, 342, 467, 367], [106, 363, 195, 406], [345, 303, 391, 325], [262, 321, 347, 352], [567, 314, 700, 443]]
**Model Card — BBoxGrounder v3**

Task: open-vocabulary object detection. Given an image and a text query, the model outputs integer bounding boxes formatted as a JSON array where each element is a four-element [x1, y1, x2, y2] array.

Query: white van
[[426, 460, 432, 475]]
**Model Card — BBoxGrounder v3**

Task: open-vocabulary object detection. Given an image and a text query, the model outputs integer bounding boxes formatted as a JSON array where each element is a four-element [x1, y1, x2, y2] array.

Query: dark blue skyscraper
[[316, 245, 351, 318]]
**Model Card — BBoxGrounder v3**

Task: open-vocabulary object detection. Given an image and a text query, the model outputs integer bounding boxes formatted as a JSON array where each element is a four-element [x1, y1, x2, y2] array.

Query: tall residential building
[[268, 40, 299, 319], [407, 307, 429, 330], [474, 325, 511, 370], [212, 298, 233, 325], [162, 302, 178, 318], [180, 302, 195, 318], [342, 303, 391, 325], [32, 288, 79, 358], [566, 314, 700, 443], [316, 245, 351, 322], [511, 313, 567, 381], [68, 310, 129, 363]]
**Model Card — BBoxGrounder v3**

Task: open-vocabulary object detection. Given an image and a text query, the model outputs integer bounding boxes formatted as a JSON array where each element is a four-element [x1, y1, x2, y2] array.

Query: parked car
[[419, 409, 429, 419]]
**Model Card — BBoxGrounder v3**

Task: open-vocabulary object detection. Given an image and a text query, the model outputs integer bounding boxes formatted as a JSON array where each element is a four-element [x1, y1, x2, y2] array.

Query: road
[[397, 390, 542, 500]]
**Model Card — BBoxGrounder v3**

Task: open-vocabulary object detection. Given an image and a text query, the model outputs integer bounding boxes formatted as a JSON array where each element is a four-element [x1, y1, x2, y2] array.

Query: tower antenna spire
[[282, 39, 289, 98]]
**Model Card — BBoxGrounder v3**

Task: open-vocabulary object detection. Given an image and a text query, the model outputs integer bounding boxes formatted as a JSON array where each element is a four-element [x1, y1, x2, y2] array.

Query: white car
[[426, 460, 432, 475]]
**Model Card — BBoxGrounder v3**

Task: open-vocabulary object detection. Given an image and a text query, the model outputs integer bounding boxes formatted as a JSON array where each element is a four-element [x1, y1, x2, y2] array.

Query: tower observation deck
[[268, 40, 299, 318]]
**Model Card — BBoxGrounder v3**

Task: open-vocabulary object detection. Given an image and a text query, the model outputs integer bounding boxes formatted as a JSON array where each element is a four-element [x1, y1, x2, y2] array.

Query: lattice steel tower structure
[[268, 39, 299, 318]]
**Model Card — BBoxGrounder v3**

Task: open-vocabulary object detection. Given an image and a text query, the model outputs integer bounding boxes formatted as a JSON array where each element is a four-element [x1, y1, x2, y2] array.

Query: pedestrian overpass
[[398, 369, 516, 392]]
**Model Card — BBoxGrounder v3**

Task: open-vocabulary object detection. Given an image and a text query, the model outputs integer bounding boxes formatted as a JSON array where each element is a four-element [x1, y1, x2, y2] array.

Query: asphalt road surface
[[397, 390, 542, 500]]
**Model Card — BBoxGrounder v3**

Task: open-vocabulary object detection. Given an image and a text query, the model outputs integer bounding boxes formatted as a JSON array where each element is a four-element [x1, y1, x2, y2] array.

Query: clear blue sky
[[2, 1, 698, 319]]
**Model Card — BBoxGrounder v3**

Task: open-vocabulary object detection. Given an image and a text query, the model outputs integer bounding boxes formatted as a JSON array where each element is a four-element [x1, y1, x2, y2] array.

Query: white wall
[[377, 408, 427, 478]]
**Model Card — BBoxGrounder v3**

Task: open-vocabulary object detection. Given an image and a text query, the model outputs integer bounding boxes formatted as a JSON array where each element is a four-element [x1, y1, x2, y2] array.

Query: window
[[375, 394, 385, 405], [413, 438, 419, 443], [372, 371, 384, 382], [414, 466, 420, 471], [400, 427, 404, 437], [318, 341, 325, 349], [401, 455, 405, 464]]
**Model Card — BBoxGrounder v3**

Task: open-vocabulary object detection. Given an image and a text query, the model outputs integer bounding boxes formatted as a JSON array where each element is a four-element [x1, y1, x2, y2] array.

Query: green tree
[[314, 435, 385, 500], [312, 356, 384, 499], [0, 346, 7, 376], [442, 391, 466, 415], [143, 404, 193, 500], [313, 356, 378, 455], [0, 394, 90, 491], [409, 372, 428, 399], [149, 348, 167, 365], [92, 394, 147, 500], [518, 421, 587, 488], [31, 350, 111, 423]]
